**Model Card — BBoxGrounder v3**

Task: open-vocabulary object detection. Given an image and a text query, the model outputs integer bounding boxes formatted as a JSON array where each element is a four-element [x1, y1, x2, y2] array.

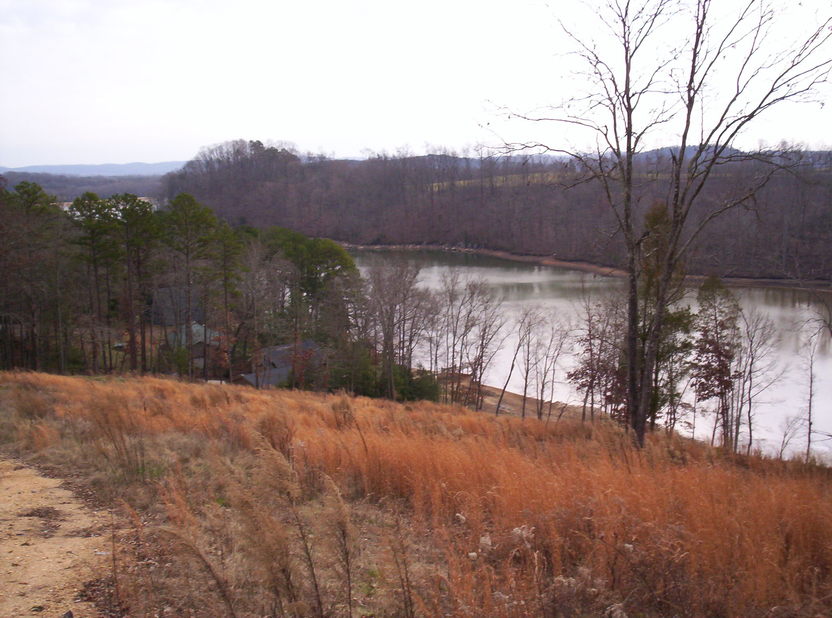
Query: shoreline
[[344, 242, 832, 292]]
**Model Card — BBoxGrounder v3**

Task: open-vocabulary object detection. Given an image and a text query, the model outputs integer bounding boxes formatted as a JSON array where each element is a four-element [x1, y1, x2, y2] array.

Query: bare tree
[[568, 292, 627, 422], [366, 263, 426, 399], [463, 286, 507, 409], [518, 309, 545, 419], [778, 414, 803, 460], [433, 272, 505, 405], [690, 278, 741, 450], [533, 317, 573, 421], [509, 0, 832, 445], [435, 270, 467, 402], [733, 308, 782, 455], [803, 327, 820, 463], [235, 240, 297, 385], [495, 306, 539, 415], [808, 290, 832, 339]]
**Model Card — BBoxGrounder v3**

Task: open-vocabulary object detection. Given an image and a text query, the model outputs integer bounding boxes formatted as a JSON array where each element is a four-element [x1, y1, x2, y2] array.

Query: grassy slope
[[2, 372, 831, 617]]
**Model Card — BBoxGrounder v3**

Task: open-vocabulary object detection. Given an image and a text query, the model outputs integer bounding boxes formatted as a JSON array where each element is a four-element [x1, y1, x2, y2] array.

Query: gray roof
[[236, 341, 321, 388]]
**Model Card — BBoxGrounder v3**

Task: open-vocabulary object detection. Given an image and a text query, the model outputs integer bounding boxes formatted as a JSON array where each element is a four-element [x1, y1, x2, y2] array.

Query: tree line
[[0, 181, 357, 384], [0, 179, 513, 405]]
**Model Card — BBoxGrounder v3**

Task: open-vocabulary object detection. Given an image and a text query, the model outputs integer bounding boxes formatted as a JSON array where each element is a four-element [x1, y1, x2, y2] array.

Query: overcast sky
[[1, 0, 830, 167]]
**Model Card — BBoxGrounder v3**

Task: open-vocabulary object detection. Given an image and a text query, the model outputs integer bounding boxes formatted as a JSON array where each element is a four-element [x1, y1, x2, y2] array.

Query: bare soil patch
[[0, 459, 110, 617]]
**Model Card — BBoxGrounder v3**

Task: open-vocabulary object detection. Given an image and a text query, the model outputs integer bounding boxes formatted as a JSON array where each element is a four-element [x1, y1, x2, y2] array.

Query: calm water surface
[[352, 248, 832, 457]]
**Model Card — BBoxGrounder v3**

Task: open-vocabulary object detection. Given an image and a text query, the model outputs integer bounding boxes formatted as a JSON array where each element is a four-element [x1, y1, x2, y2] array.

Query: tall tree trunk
[[127, 251, 137, 371], [627, 256, 643, 445], [185, 250, 194, 380]]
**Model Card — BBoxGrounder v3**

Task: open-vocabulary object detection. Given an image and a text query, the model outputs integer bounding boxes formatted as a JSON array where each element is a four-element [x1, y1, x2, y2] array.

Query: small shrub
[[10, 384, 54, 419], [17, 421, 61, 451]]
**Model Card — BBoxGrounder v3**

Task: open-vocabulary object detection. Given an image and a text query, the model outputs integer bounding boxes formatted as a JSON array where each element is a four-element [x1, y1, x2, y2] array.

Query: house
[[234, 340, 326, 388], [163, 322, 226, 379]]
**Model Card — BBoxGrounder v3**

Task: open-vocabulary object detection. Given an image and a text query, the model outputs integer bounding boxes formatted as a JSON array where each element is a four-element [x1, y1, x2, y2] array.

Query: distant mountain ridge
[[0, 161, 186, 177]]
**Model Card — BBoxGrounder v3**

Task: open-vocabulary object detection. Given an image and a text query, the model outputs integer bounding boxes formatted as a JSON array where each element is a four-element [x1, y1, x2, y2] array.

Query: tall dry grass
[[2, 370, 831, 616]]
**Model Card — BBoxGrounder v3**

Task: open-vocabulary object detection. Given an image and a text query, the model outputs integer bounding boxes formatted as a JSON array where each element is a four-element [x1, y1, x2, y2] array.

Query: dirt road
[[0, 459, 110, 617]]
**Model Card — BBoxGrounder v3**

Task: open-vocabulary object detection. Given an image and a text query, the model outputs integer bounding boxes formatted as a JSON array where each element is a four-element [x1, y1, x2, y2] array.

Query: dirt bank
[[476, 382, 589, 420]]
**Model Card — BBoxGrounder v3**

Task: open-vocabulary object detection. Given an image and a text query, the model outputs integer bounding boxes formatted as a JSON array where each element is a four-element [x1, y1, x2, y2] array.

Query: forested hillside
[[162, 140, 832, 281]]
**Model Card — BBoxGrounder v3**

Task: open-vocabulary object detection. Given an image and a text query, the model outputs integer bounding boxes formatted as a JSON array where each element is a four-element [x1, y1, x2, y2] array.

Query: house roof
[[260, 340, 319, 367], [235, 366, 290, 388], [236, 340, 323, 388]]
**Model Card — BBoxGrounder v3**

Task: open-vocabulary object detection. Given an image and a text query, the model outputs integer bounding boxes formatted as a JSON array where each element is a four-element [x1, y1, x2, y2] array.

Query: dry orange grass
[[2, 371, 831, 616]]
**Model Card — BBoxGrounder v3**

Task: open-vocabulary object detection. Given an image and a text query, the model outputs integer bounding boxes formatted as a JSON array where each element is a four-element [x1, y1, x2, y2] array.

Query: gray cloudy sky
[[1, 0, 830, 167]]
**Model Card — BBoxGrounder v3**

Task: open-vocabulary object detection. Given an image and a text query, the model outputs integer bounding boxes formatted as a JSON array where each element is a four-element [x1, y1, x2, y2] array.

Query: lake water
[[352, 248, 832, 457]]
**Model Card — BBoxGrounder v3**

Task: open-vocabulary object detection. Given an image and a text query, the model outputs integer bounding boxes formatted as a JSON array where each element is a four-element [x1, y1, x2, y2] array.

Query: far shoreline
[[344, 242, 832, 293]]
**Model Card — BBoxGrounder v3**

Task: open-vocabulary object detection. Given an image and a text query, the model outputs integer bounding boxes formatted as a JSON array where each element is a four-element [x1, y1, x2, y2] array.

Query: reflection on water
[[352, 248, 831, 456]]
